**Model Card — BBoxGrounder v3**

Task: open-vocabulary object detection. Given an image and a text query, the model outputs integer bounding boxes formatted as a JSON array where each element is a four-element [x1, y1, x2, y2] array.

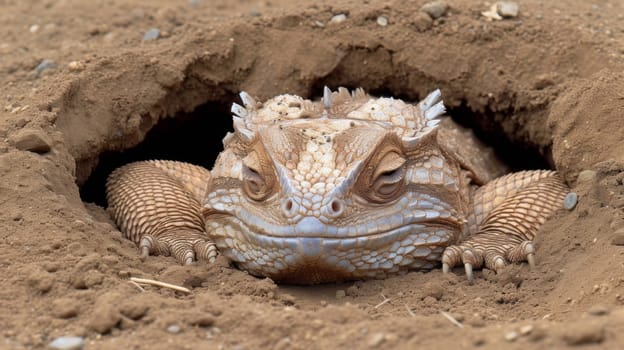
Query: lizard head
[[203, 88, 466, 283]]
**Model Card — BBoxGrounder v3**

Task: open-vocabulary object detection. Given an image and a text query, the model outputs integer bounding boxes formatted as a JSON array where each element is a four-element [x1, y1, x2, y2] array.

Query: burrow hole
[[79, 91, 551, 207]]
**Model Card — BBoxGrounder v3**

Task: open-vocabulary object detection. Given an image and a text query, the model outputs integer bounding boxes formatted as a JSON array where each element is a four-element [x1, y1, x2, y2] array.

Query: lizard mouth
[[203, 209, 462, 239], [203, 212, 460, 283]]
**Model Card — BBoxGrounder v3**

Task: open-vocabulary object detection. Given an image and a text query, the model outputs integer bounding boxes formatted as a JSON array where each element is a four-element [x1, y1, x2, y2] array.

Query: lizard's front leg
[[442, 170, 569, 284], [106, 160, 218, 264]]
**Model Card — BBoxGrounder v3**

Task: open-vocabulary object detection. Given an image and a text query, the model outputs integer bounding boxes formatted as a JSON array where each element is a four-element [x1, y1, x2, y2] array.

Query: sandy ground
[[1, 0, 624, 349]]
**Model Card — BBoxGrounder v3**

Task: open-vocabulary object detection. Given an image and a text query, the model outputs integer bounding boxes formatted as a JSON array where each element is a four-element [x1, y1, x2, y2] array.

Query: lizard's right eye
[[242, 165, 271, 201]]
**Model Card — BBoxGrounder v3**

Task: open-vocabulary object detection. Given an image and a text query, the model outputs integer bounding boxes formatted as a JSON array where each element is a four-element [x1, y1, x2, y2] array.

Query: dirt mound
[[1, 0, 624, 349]]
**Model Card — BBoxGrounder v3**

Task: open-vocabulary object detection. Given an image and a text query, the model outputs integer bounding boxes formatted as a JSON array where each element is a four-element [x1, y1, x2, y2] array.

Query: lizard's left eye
[[242, 165, 271, 201], [364, 151, 407, 203], [374, 167, 405, 197]]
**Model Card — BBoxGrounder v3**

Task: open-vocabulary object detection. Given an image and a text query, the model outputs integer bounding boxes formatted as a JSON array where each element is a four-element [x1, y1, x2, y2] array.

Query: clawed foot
[[139, 230, 218, 265], [441, 232, 535, 285]]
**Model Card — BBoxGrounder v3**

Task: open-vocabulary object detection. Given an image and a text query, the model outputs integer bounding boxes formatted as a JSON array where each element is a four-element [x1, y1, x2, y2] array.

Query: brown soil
[[2, 0, 624, 349]]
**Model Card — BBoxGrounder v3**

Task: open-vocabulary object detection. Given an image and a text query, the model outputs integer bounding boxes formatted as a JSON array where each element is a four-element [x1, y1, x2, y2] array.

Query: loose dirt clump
[[1, 0, 624, 349]]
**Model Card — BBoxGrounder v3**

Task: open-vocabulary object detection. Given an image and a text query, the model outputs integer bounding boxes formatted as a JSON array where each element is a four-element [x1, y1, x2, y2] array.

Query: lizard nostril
[[281, 198, 296, 216], [329, 199, 344, 216]]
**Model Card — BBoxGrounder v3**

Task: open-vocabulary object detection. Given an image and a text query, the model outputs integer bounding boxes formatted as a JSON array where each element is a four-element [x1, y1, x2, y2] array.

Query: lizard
[[106, 87, 569, 284]]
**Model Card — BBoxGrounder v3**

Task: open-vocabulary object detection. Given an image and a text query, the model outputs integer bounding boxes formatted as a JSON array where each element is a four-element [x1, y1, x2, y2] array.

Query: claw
[[140, 235, 154, 258], [464, 263, 474, 285], [527, 253, 535, 269], [442, 263, 449, 274], [493, 257, 506, 272]]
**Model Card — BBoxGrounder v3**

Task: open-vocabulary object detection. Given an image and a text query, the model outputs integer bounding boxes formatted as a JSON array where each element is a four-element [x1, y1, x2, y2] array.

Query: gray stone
[[563, 192, 578, 210], [48, 336, 84, 350], [497, 1, 519, 18], [143, 28, 160, 41], [9, 128, 52, 153], [335, 289, 346, 299], [421, 1, 448, 19], [166, 324, 181, 334], [35, 59, 57, 76]]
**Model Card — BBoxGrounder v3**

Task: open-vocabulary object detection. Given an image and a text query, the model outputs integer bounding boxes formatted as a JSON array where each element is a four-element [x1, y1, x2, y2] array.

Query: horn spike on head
[[239, 91, 256, 108], [232, 116, 254, 141], [419, 89, 442, 112], [231, 103, 247, 118], [424, 100, 446, 120], [323, 86, 332, 110]]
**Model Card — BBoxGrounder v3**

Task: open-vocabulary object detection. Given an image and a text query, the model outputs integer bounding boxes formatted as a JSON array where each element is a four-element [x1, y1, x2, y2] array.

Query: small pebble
[[67, 61, 85, 72], [48, 336, 84, 350], [563, 192, 578, 210], [367, 332, 386, 347], [335, 290, 346, 299], [166, 324, 181, 334], [577, 170, 596, 183], [143, 28, 161, 41], [30, 24, 40, 33], [504, 331, 519, 342], [482, 4, 502, 21], [376, 16, 388, 26], [35, 59, 57, 76], [519, 324, 534, 335], [420, 1, 448, 19], [412, 12, 433, 31], [9, 128, 52, 153], [496, 1, 519, 18], [329, 14, 347, 24]]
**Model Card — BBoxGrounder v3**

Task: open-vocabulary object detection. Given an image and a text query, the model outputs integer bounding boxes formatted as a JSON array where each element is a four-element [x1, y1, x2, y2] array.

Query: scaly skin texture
[[106, 88, 569, 284]]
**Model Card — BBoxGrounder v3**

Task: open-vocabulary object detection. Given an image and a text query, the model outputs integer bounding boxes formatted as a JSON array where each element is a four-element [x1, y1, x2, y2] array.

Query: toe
[[169, 241, 196, 265], [461, 248, 484, 269], [139, 235, 171, 257], [193, 241, 218, 263], [506, 241, 536, 263], [441, 245, 464, 270], [484, 251, 507, 272]]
